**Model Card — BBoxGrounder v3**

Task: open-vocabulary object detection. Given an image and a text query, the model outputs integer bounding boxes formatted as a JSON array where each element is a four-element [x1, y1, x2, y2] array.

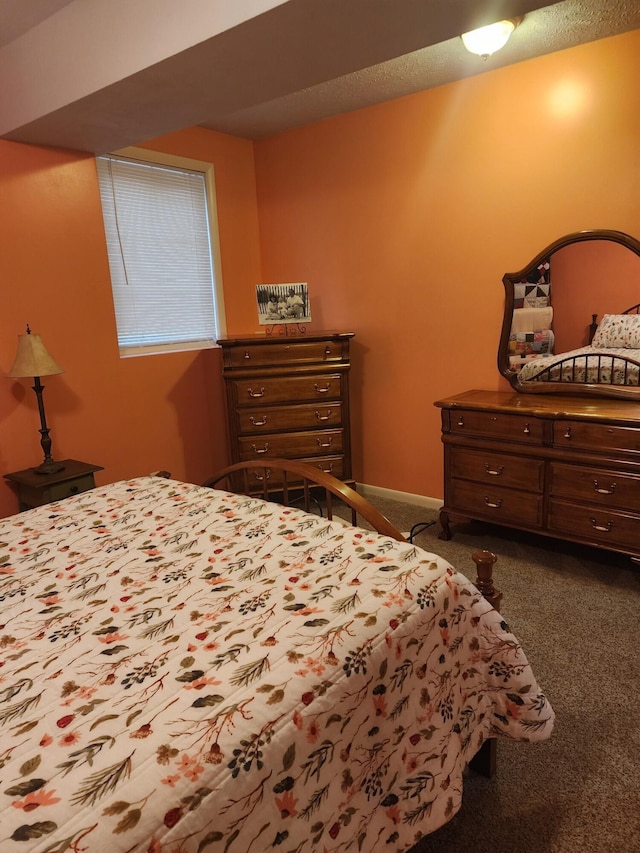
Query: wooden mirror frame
[[498, 229, 640, 400]]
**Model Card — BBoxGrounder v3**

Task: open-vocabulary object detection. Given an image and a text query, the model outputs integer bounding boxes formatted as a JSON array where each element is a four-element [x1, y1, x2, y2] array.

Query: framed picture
[[256, 283, 311, 325]]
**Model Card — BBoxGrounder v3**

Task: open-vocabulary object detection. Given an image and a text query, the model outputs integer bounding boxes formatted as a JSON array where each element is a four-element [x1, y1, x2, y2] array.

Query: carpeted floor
[[335, 494, 640, 853]]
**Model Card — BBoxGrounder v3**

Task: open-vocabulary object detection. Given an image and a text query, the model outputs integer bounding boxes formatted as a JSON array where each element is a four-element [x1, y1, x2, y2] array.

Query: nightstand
[[4, 460, 104, 512]]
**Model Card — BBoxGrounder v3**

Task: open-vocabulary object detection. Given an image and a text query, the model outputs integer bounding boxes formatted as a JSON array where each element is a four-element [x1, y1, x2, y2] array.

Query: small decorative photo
[[256, 283, 311, 325]]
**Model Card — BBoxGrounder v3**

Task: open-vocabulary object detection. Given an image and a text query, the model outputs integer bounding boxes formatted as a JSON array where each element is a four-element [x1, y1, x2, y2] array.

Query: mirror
[[498, 229, 640, 400]]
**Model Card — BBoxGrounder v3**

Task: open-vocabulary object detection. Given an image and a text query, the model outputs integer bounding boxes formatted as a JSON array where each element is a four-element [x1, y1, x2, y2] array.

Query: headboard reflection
[[498, 229, 640, 401]]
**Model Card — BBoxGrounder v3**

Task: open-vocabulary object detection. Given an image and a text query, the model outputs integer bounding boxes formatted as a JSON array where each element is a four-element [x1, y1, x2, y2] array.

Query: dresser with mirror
[[436, 229, 640, 559]]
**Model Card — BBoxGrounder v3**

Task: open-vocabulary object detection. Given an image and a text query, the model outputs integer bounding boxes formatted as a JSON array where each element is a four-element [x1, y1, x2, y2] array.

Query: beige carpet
[[333, 494, 640, 853]]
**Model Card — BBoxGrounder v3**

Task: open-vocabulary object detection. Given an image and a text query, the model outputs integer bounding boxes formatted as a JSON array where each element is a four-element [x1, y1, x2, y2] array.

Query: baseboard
[[357, 482, 442, 510]]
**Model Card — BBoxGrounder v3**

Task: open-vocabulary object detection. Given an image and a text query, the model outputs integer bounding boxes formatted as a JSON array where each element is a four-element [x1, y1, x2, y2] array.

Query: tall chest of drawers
[[217, 332, 355, 486], [435, 390, 640, 559]]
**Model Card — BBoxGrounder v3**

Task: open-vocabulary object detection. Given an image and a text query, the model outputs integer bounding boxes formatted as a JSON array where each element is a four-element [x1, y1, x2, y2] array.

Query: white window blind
[[96, 153, 221, 355]]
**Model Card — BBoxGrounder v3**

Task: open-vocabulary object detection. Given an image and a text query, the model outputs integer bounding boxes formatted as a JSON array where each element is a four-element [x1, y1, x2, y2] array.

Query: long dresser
[[435, 389, 640, 558], [217, 332, 355, 488]]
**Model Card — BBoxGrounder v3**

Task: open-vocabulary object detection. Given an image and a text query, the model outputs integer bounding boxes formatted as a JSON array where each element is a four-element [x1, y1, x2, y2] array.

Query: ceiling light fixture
[[461, 18, 520, 59]]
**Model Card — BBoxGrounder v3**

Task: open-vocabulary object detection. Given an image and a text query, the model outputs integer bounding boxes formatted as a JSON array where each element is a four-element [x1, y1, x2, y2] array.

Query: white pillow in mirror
[[592, 313, 640, 349]]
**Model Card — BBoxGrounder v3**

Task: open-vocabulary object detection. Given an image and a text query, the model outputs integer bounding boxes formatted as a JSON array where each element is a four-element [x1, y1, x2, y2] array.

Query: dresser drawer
[[223, 339, 346, 368], [550, 463, 640, 512], [449, 409, 543, 444], [548, 499, 640, 553], [237, 402, 342, 435], [451, 447, 544, 492], [19, 474, 96, 508], [449, 480, 543, 528], [219, 333, 353, 486], [239, 429, 343, 460], [238, 455, 346, 489], [555, 420, 640, 454], [48, 475, 96, 501], [437, 390, 640, 557], [233, 374, 342, 406]]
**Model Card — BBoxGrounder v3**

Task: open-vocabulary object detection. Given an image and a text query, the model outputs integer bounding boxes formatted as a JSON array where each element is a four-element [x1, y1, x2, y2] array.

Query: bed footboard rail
[[203, 458, 406, 542], [526, 351, 640, 386]]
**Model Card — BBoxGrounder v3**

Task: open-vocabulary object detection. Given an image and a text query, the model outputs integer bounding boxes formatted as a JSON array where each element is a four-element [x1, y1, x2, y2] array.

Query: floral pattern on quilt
[[517, 345, 640, 385], [0, 478, 554, 852], [591, 313, 640, 349]]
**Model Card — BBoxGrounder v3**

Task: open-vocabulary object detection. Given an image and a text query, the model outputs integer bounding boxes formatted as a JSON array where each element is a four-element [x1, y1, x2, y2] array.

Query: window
[[96, 148, 225, 356]]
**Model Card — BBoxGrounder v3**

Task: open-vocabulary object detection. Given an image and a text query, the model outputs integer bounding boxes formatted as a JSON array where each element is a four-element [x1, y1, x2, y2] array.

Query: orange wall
[[0, 127, 262, 517], [2, 31, 639, 517], [552, 240, 640, 351], [251, 30, 640, 499]]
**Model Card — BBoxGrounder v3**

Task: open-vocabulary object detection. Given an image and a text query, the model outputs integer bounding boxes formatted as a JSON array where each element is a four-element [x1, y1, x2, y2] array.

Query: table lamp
[[8, 324, 65, 475]]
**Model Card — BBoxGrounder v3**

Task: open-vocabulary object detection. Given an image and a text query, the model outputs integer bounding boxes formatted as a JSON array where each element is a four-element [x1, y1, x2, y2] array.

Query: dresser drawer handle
[[251, 442, 270, 455], [457, 415, 464, 427], [523, 423, 531, 435], [324, 347, 332, 356], [590, 517, 612, 533], [69, 485, 79, 495], [315, 409, 332, 421], [243, 351, 251, 359], [314, 383, 331, 393], [254, 470, 271, 482], [564, 426, 572, 439], [593, 480, 616, 495], [485, 464, 504, 476], [484, 496, 503, 509], [249, 415, 268, 426], [247, 387, 265, 398], [318, 463, 334, 473], [316, 437, 333, 448]]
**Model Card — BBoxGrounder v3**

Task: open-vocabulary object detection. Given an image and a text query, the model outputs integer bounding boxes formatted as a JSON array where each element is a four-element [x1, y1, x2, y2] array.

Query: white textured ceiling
[[1, 0, 639, 152], [201, 0, 640, 139]]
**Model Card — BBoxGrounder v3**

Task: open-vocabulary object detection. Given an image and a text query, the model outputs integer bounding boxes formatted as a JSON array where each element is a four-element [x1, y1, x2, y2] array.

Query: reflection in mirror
[[552, 241, 640, 352], [498, 230, 640, 401]]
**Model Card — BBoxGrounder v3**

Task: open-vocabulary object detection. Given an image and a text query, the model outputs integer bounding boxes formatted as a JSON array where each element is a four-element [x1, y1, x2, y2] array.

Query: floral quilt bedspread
[[517, 345, 640, 385], [0, 477, 554, 852]]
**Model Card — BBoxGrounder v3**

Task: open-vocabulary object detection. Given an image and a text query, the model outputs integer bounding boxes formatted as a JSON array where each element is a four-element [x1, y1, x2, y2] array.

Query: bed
[[516, 344, 640, 385], [515, 304, 640, 389], [0, 462, 554, 852]]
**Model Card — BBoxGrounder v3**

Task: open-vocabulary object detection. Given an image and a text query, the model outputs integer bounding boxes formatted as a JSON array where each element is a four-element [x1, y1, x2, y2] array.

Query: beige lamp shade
[[8, 329, 64, 379]]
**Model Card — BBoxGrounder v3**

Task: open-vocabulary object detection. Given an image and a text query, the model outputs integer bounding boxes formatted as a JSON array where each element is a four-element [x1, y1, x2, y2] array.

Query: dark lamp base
[[34, 460, 66, 475]]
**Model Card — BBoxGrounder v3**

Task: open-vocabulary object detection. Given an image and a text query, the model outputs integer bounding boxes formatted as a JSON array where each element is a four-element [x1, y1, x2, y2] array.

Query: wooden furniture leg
[[472, 549, 503, 610], [469, 738, 497, 778], [468, 549, 501, 776], [438, 508, 452, 540]]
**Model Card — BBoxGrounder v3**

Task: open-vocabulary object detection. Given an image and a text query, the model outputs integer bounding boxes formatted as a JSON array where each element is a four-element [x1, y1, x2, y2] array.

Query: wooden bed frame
[[523, 349, 640, 387], [203, 458, 501, 777], [203, 458, 501, 607], [203, 458, 407, 541], [519, 301, 640, 391]]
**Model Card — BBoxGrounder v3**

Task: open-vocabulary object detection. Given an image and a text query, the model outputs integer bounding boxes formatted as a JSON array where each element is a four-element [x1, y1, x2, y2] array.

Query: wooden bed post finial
[[472, 550, 503, 610]]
